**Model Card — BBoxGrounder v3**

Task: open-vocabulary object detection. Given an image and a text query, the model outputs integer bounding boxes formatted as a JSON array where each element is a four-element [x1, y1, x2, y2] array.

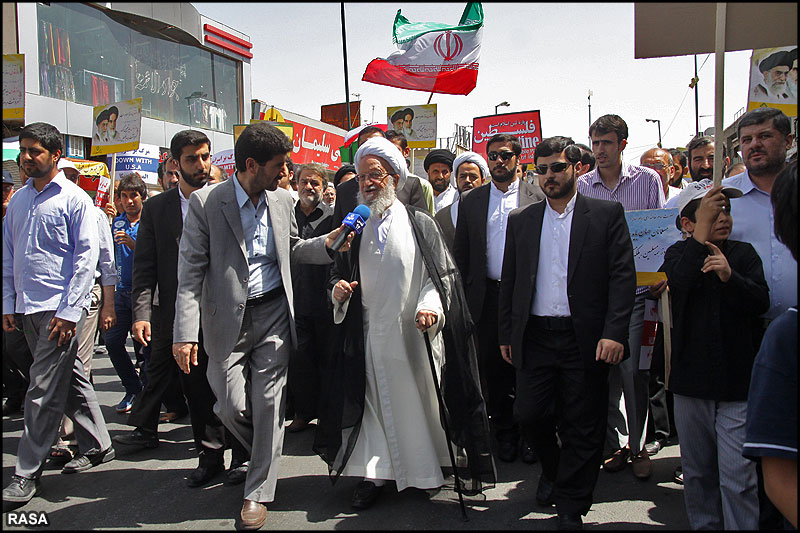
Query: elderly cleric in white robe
[[313, 137, 495, 510]]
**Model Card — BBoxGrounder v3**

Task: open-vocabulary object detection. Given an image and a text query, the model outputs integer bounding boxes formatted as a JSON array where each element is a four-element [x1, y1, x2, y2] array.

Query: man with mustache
[[423, 149, 457, 214], [722, 107, 797, 529], [664, 136, 729, 208], [318, 136, 494, 511], [434, 151, 489, 251], [454, 133, 545, 464], [499, 135, 635, 529]]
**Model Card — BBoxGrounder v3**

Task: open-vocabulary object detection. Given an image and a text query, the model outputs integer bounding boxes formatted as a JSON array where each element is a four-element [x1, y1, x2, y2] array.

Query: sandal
[[49, 441, 77, 464]]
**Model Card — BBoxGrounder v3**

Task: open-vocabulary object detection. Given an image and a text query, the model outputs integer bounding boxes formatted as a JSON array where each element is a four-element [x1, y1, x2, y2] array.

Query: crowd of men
[[2, 106, 796, 531]]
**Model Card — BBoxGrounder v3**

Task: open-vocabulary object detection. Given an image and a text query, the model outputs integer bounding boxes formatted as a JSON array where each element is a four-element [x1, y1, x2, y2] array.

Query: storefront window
[[36, 2, 240, 133]]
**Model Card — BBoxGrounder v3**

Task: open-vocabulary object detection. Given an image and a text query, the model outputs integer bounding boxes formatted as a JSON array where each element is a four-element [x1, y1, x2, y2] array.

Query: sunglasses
[[642, 162, 667, 170], [534, 162, 571, 175], [487, 151, 516, 162]]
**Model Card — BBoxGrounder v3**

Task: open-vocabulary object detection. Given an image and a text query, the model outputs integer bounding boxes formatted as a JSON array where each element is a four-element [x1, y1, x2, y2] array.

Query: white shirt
[[178, 183, 191, 221], [531, 195, 576, 317], [486, 179, 520, 281], [433, 185, 458, 214], [372, 199, 401, 255]]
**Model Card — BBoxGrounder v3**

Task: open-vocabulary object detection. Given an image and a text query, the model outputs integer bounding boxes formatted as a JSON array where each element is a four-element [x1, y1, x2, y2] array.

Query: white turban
[[452, 151, 491, 188], [354, 137, 408, 192]]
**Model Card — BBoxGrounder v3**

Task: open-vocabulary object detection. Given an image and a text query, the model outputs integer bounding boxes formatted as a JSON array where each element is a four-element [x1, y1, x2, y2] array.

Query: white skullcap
[[452, 151, 491, 187], [354, 137, 407, 192]]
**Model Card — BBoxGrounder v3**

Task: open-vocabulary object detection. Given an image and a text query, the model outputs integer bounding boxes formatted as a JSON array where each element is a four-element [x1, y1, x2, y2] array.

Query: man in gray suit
[[172, 122, 351, 530]]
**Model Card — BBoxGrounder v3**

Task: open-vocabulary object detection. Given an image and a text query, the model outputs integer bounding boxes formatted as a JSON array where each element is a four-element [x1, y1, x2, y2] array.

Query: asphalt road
[[3, 343, 689, 530]]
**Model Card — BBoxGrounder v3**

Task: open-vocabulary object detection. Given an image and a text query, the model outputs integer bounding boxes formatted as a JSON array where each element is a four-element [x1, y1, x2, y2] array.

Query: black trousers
[[476, 280, 518, 444], [514, 321, 609, 517], [2, 318, 33, 404], [286, 313, 333, 422], [127, 306, 247, 465]]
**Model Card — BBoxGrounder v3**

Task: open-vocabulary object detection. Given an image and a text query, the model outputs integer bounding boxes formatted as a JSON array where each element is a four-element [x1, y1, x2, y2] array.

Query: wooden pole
[[660, 287, 672, 390], [712, 2, 726, 186], [107, 152, 116, 223]]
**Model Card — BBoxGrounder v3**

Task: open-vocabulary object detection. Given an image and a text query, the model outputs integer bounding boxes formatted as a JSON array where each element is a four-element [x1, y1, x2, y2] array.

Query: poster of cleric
[[90, 98, 143, 156], [747, 46, 797, 114], [386, 104, 437, 148]]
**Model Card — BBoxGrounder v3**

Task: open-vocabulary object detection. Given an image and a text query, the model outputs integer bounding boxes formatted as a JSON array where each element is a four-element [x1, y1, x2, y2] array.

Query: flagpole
[[341, 2, 352, 130], [427, 92, 434, 105]]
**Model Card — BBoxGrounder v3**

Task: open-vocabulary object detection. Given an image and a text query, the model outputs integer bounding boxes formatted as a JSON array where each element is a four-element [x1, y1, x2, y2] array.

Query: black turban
[[423, 149, 455, 172]]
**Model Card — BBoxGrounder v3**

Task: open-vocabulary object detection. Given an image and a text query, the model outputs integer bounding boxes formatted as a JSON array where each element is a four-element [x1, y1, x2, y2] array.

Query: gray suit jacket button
[[238, 303, 245, 310]]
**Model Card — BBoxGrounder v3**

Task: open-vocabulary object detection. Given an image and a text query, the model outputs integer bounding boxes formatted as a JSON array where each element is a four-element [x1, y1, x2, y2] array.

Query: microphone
[[331, 204, 371, 252]]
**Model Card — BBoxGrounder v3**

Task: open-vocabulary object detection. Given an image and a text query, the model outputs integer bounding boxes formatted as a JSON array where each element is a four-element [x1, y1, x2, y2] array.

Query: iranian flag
[[362, 2, 483, 96]]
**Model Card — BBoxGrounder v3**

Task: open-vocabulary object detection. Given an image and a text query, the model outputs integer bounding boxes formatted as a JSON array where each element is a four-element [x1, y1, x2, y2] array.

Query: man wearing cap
[[318, 136, 494, 511], [661, 179, 768, 529], [454, 133, 545, 464], [424, 149, 457, 214], [752, 50, 792, 102], [434, 151, 489, 251]]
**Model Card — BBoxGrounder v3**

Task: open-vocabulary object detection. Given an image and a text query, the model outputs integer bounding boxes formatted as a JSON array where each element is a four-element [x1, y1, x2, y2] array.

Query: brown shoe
[[240, 499, 267, 530], [603, 446, 630, 473], [631, 450, 652, 479]]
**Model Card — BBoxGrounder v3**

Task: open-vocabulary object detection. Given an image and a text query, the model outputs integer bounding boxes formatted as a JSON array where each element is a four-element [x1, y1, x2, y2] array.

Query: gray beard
[[357, 180, 396, 217]]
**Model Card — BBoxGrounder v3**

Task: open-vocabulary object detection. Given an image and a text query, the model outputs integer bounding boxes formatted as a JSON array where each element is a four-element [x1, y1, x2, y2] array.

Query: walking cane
[[422, 330, 469, 521]]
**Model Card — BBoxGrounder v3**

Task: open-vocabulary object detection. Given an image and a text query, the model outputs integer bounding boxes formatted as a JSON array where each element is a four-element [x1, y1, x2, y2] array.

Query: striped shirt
[[577, 163, 665, 210], [578, 163, 664, 291]]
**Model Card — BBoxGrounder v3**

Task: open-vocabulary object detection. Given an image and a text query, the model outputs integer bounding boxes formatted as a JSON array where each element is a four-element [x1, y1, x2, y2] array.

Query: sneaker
[[2, 475, 39, 503], [116, 393, 136, 413], [62, 447, 115, 474]]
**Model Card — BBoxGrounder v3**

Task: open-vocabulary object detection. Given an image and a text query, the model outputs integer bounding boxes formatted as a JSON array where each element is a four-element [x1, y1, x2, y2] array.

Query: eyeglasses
[[642, 162, 667, 170], [487, 151, 516, 162], [355, 171, 390, 184], [534, 162, 571, 175]]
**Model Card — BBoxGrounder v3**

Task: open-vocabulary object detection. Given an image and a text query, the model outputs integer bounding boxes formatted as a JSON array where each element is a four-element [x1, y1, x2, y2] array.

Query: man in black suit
[[332, 127, 428, 227], [498, 136, 636, 530], [113, 130, 248, 487], [453, 134, 545, 463]]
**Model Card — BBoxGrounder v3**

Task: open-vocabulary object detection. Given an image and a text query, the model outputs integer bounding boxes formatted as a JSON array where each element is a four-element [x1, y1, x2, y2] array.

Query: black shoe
[[2, 399, 22, 417], [226, 461, 248, 485], [521, 442, 537, 464], [644, 439, 664, 456], [351, 481, 383, 510], [62, 447, 115, 474], [112, 428, 159, 449], [186, 462, 224, 488], [673, 466, 683, 485], [2, 475, 39, 503], [557, 512, 583, 530], [497, 440, 518, 463], [536, 475, 555, 506]]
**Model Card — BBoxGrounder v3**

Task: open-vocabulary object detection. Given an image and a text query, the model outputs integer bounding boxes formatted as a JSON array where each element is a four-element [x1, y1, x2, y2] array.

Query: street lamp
[[645, 118, 662, 148], [495, 101, 509, 114]]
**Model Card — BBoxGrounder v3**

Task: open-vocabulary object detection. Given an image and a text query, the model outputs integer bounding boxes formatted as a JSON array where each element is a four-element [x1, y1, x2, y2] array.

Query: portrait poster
[[386, 104, 437, 148], [747, 46, 797, 117], [90, 98, 142, 156], [625, 208, 680, 286], [472, 110, 542, 165], [2, 54, 25, 120]]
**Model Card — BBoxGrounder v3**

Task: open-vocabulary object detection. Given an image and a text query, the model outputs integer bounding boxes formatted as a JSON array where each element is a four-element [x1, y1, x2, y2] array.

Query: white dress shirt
[[433, 185, 458, 214], [486, 179, 520, 281], [531, 195, 576, 317], [372, 199, 401, 255]]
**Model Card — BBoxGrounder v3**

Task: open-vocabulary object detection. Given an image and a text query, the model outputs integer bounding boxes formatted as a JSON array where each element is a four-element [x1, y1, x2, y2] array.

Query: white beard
[[357, 180, 396, 217]]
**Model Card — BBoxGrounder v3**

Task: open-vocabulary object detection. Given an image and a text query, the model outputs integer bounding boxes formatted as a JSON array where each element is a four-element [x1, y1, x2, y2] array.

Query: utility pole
[[690, 55, 700, 136], [588, 90, 593, 141]]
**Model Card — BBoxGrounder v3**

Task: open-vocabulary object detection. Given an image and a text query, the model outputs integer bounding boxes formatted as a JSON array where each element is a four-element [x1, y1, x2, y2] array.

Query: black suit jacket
[[453, 180, 545, 322], [497, 193, 636, 370], [332, 174, 428, 227], [132, 187, 183, 329]]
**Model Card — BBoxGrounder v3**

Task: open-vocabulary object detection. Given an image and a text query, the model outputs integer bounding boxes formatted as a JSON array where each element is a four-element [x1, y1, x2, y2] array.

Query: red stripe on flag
[[362, 59, 478, 96]]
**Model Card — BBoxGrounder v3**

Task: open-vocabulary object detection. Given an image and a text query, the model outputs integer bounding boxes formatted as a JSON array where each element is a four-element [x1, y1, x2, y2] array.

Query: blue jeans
[[104, 290, 143, 396]]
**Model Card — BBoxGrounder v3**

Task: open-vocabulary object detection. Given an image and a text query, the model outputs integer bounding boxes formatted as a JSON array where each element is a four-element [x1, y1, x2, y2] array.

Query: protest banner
[[472, 110, 542, 165], [284, 119, 344, 169], [90, 98, 142, 156], [747, 46, 797, 116], [624, 208, 680, 286], [60, 157, 112, 208], [386, 104, 437, 148], [111, 143, 160, 185], [3, 54, 25, 121], [211, 148, 236, 178]]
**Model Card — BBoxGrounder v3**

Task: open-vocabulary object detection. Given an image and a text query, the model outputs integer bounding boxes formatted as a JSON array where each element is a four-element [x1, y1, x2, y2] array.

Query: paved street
[[3, 344, 689, 530]]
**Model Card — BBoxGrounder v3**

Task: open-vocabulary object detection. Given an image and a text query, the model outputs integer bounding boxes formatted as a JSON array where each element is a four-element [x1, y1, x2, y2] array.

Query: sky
[[196, 2, 756, 164]]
